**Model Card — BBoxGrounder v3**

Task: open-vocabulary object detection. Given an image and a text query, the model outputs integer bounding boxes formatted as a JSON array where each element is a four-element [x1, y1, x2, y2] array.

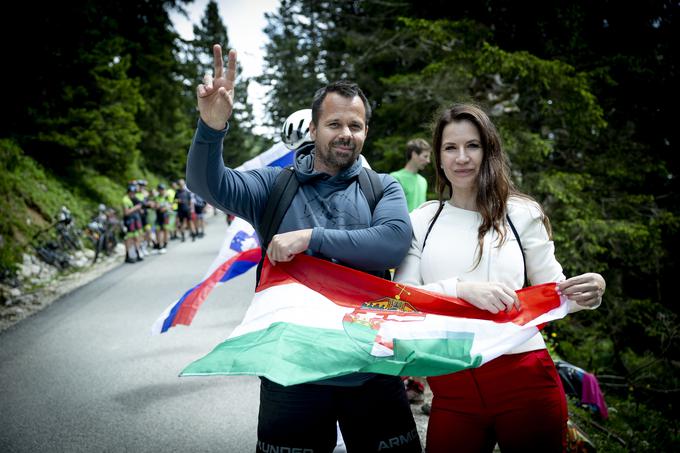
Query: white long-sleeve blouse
[[395, 197, 578, 354]]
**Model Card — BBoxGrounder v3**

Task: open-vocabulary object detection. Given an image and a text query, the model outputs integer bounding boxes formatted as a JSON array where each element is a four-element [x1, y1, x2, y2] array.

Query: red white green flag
[[181, 254, 574, 386]]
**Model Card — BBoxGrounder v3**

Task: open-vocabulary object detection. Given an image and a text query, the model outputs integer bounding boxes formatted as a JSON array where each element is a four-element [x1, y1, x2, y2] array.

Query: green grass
[[0, 139, 130, 277]]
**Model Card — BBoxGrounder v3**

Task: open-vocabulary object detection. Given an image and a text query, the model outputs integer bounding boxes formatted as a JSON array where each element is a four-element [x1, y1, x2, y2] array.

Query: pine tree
[[258, 0, 330, 130]]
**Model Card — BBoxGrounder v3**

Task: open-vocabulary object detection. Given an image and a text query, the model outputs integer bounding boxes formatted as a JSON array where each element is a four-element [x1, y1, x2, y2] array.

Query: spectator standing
[[122, 184, 143, 263], [186, 44, 420, 453], [395, 104, 605, 452], [193, 194, 207, 237], [390, 139, 431, 212], [173, 178, 196, 242], [153, 183, 171, 253]]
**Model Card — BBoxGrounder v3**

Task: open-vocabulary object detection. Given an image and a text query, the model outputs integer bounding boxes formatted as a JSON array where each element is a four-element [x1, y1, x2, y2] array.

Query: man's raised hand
[[196, 45, 237, 131]]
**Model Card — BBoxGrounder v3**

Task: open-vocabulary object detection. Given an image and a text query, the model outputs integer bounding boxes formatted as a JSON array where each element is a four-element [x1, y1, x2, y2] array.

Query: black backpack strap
[[256, 165, 386, 284], [422, 201, 445, 251], [358, 167, 391, 280], [506, 214, 529, 288], [357, 167, 383, 213], [256, 167, 299, 284]]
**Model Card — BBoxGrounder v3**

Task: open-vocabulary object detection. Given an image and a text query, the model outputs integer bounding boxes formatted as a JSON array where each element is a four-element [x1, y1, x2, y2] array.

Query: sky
[[169, 0, 280, 134]]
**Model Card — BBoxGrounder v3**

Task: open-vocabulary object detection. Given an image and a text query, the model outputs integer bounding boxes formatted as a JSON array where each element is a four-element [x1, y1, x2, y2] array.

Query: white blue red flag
[[150, 217, 260, 335], [236, 141, 294, 171], [151, 139, 297, 335]]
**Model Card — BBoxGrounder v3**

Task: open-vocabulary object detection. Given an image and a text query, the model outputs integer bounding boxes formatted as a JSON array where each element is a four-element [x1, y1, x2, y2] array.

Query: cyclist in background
[[134, 179, 153, 257], [194, 193, 207, 238], [167, 181, 178, 241], [153, 183, 171, 254], [122, 184, 143, 263], [174, 178, 196, 242]]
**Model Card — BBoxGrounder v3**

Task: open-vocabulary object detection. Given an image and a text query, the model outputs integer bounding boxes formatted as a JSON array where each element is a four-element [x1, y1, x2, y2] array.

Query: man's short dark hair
[[405, 138, 431, 161], [311, 80, 372, 126]]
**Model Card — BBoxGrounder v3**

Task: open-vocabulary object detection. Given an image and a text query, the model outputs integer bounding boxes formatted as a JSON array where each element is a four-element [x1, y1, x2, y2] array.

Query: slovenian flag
[[235, 141, 294, 171], [181, 253, 576, 386], [150, 217, 260, 335]]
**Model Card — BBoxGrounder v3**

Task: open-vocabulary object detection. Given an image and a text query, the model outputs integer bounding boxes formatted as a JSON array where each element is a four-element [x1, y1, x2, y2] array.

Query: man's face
[[412, 150, 431, 171], [309, 93, 368, 175]]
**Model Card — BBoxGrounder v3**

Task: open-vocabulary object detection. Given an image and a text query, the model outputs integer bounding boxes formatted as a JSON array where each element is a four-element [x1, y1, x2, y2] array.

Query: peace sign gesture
[[196, 44, 237, 131]]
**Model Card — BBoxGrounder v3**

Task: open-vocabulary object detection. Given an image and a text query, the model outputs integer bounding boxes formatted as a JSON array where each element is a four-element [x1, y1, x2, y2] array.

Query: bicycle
[[54, 206, 83, 251], [84, 205, 120, 264], [31, 206, 84, 270], [32, 240, 72, 270]]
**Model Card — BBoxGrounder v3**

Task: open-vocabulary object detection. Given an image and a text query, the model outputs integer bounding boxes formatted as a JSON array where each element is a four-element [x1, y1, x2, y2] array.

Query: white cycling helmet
[[281, 109, 313, 150]]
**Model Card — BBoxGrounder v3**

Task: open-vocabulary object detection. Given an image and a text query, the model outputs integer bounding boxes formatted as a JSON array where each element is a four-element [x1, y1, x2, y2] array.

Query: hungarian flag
[[181, 254, 574, 386]]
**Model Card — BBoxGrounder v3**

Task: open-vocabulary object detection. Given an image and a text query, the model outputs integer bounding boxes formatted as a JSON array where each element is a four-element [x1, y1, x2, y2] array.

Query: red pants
[[426, 349, 567, 453]]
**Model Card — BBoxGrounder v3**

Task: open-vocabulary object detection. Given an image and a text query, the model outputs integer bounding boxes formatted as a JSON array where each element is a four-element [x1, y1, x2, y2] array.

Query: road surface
[[0, 216, 260, 452]]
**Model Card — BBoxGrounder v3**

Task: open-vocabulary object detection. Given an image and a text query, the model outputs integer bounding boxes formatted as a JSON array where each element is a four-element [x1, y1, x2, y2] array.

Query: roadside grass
[[0, 139, 127, 278]]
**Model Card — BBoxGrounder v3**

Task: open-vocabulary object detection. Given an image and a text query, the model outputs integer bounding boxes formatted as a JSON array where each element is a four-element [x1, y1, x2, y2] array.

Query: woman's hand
[[558, 273, 605, 308], [457, 281, 521, 314]]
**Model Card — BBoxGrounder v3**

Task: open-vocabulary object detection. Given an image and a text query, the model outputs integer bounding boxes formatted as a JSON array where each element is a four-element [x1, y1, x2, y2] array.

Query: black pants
[[257, 375, 422, 453]]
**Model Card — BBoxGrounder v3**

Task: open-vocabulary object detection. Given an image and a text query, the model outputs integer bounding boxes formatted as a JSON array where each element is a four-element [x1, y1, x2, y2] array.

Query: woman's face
[[439, 119, 484, 193]]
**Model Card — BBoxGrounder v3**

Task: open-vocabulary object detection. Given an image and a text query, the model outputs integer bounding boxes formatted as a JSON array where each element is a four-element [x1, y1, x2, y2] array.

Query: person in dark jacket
[[186, 44, 420, 453]]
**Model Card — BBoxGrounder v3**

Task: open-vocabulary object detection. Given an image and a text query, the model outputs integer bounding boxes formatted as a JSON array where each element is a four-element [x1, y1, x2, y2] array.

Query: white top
[[395, 197, 588, 355]]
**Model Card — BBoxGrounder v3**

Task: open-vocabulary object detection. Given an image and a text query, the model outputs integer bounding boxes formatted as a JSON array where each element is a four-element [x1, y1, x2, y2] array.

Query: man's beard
[[318, 139, 360, 171]]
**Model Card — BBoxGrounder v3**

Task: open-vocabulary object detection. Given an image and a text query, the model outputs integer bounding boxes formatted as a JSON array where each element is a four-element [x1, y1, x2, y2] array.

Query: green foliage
[[258, 0, 331, 128], [371, 135, 409, 175], [67, 167, 131, 212], [37, 49, 144, 179], [566, 393, 679, 452]]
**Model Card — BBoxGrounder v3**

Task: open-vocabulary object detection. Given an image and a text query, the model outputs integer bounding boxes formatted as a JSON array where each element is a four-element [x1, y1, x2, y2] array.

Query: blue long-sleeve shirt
[[186, 119, 412, 386], [186, 119, 412, 272]]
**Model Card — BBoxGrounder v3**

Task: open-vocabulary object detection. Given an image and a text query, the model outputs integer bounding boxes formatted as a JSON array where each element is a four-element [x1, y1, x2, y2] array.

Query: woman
[[395, 104, 605, 452]]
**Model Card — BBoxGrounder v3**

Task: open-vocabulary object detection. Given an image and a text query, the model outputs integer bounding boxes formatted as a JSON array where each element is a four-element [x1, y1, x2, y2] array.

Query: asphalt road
[[0, 216, 261, 452]]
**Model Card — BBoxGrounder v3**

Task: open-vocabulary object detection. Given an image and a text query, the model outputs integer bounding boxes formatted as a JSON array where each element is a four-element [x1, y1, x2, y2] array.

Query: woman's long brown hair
[[431, 104, 550, 267]]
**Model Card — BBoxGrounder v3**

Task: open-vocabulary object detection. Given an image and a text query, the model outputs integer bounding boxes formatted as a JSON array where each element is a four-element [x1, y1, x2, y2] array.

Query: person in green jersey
[[166, 182, 177, 240], [390, 138, 432, 212], [134, 179, 153, 256], [122, 184, 143, 263]]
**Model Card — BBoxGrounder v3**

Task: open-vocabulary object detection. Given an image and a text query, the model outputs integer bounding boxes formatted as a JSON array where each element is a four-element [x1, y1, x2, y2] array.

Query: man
[[173, 178, 196, 242], [193, 193, 207, 238], [134, 179, 153, 255], [166, 181, 178, 240], [186, 45, 420, 453], [390, 139, 431, 212], [153, 183, 171, 253], [122, 184, 143, 263]]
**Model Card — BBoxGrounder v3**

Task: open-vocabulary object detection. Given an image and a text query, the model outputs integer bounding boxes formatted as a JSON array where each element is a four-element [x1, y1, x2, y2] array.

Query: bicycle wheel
[[104, 231, 117, 255], [93, 234, 106, 264], [36, 246, 58, 267], [62, 230, 83, 250]]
